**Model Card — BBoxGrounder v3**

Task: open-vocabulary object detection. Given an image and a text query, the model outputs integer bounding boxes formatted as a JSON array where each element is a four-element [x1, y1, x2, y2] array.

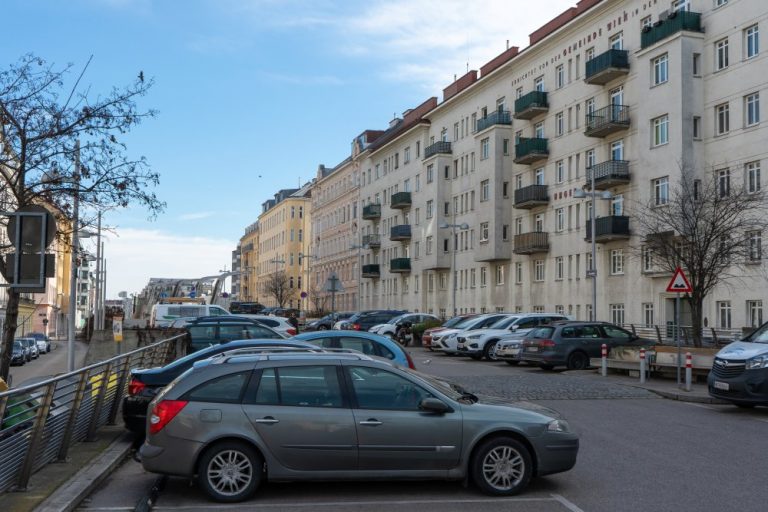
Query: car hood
[[716, 341, 768, 361], [433, 328, 461, 338], [472, 395, 565, 420]]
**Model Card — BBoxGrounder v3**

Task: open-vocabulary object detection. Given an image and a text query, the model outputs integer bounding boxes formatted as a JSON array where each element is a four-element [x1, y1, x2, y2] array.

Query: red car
[[423, 315, 478, 350]]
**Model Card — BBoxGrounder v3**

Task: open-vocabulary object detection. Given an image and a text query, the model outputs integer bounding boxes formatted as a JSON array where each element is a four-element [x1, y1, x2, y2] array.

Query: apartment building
[[239, 223, 259, 302], [353, 0, 767, 330]]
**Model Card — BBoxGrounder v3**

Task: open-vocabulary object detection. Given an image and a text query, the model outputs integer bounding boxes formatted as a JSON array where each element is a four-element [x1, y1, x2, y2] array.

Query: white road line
[[681, 402, 720, 411], [551, 493, 588, 512]]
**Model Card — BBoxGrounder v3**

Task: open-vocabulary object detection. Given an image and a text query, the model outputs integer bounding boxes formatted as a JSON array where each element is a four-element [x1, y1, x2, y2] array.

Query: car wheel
[[483, 340, 499, 361], [539, 363, 554, 371], [734, 402, 756, 409], [471, 436, 532, 496], [198, 441, 262, 503], [505, 360, 520, 366], [566, 351, 589, 371]]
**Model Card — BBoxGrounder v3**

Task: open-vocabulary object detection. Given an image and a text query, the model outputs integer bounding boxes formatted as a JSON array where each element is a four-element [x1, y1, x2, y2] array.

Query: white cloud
[[178, 211, 217, 221]]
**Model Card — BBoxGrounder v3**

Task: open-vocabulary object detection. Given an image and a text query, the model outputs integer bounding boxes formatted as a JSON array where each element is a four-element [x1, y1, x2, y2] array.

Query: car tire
[[471, 436, 533, 496], [483, 340, 499, 361], [734, 402, 756, 409], [505, 360, 520, 366], [566, 351, 589, 371], [197, 441, 262, 503]]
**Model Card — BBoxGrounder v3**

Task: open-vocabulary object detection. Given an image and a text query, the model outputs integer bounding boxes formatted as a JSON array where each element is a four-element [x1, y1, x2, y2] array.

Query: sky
[[3, 0, 576, 298]]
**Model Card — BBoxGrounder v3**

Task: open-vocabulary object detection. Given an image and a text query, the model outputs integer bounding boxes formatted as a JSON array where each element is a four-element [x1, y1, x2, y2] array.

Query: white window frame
[[534, 260, 545, 282], [652, 53, 668, 86], [745, 92, 760, 127], [481, 137, 490, 160], [610, 249, 624, 275], [716, 103, 730, 135], [715, 38, 729, 71], [480, 222, 490, 242], [746, 161, 761, 193], [653, 176, 669, 206], [481, 180, 490, 202], [652, 115, 669, 146], [745, 25, 759, 59]]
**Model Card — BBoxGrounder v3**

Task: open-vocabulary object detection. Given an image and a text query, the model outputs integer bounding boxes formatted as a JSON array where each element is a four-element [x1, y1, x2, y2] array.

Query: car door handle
[[253, 417, 279, 424], [359, 419, 382, 426]]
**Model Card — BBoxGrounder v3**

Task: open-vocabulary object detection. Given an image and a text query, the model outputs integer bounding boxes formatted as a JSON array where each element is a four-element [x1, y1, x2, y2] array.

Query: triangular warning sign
[[666, 267, 692, 293]]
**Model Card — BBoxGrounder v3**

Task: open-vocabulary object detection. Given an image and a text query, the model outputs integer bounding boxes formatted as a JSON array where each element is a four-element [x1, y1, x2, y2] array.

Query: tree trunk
[[0, 289, 21, 381], [688, 294, 704, 348]]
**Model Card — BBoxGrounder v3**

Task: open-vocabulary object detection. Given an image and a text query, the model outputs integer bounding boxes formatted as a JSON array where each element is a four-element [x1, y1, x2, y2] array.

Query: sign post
[[666, 267, 693, 387], [323, 272, 344, 314], [113, 317, 124, 355]]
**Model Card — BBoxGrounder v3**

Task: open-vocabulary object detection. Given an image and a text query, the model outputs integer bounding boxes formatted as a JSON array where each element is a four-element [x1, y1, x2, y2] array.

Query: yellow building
[[239, 222, 259, 302]]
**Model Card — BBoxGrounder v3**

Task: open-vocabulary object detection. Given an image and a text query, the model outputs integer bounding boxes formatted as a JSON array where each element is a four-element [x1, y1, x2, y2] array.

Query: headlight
[[467, 334, 482, 339], [547, 419, 571, 433], [746, 355, 768, 370]]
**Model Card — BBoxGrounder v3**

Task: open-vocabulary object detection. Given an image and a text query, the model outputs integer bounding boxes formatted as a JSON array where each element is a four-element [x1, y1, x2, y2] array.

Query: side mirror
[[419, 397, 453, 414], [509, 325, 519, 331]]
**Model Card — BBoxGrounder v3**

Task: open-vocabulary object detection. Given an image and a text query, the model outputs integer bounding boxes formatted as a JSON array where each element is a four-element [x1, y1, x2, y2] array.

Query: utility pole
[[68, 141, 80, 373]]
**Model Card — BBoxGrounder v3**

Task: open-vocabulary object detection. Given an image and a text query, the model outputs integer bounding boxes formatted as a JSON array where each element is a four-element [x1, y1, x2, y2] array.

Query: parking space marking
[[551, 493, 588, 512]]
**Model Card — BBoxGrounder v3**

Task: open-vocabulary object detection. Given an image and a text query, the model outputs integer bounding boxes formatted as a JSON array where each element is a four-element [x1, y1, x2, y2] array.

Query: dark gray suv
[[141, 351, 578, 502]]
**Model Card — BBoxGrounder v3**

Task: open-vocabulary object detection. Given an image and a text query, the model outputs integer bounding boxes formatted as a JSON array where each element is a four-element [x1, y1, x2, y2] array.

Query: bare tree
[[307, 281, 328, 315], [264, 270, 294, 308], [632, 169, 767, 346], [0, 54, 164, 380]]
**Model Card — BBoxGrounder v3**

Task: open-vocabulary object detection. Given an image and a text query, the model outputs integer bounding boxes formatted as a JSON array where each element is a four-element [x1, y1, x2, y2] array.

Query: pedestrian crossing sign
[[666, 267, 692, 293]]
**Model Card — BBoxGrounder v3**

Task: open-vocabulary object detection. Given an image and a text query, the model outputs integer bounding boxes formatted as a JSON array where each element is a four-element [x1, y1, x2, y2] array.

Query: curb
[[644, 388, 730, 404], [35, 433, 133, 512]]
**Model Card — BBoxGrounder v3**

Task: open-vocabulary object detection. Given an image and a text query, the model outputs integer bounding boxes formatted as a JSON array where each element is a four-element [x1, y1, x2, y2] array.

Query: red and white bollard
[[601, 344, 608, 377], [639, 348, 647, 384], [685, 352, 693, 391]]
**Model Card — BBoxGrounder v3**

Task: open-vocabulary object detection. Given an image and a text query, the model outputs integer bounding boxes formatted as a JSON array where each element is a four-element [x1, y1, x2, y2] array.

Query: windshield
[[405, 368, 469, 401], [387, 314, 408, 324], [13, 341, 22, 350], [453, 317, 480, 329], [489, 316, 521, 329], [745, 322, 768, 344]]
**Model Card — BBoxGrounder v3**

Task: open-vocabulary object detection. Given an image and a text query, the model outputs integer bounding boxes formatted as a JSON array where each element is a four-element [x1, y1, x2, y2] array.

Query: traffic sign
[[666, 267, 692, 293], [323, 272, 344, 293]]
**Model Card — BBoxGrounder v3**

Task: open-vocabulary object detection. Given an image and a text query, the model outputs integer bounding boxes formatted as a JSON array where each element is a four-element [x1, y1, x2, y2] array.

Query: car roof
[[189, 315, 260, 324]]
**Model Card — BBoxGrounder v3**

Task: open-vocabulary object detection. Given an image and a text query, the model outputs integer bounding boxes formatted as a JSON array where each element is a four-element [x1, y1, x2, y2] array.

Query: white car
[[235, 314, 298, 336], [495, 337, 526, 365], [431, 313, 511, 355], [456, 314, 569, 360], [369, 313, 440, 338]]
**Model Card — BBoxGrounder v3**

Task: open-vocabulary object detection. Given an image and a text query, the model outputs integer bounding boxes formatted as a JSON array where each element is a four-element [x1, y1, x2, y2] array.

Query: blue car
[[293, 330, 415, 369]]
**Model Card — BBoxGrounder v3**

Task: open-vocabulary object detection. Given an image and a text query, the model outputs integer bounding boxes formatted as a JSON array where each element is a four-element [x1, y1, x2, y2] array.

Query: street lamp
[[574, 177, 613, 321], [439, 222, 469, 318]]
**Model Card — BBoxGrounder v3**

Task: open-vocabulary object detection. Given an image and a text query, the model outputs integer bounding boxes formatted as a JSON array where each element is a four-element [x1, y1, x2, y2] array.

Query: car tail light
[[149, 400, 188, 434], [128, 378, 146, 396], [286, 328, 297, 336], [353, 323, 361, 331], [405, 351, 416, 369], [539, 339, 556, 347]]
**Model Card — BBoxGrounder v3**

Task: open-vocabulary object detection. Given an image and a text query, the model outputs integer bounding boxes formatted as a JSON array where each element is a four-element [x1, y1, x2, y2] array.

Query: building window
[[611, 194, 624, 216], [502, 181, 509, 198], [609, 32, 623, 50], [555, 256, 564, 280], [653, 177, 669, 206], [426, 164, 434, 183], [426, 236, 433, 255], [641, 15, 652, 29], [652, 53, 668, 85], [556, 65, 564, 89], [717, 168, 730, 197], [404, 146, 410, 164], [693, 116, 701, 139], [585, 149, 596, 169], [555, 112, 564, 136], [534, 76, 544, 92], [515, 262, 523, 284], [652, 115, 669, 146], [746, 161, 761, 193], [555, 160, 564, 183], [426, 200, 433, 219], [481, 180, 490, 201], [481, 137, 490, 160], [672, 0, 690, 12], [747, 300, 763, 328], [502, 224, 509, 241], [610, 249, 624, 275], [715, 38, 729, 71], [496, 265, 504, 285], [610, 304, 625, 326], [502, 138, 510, 156], [745, 25, 759, 59], [556, 208, 565, 232], [748, 230, 762, 261], [611, 139, 624, 161], [717, 301, 732, 329], [443, 238, 449, 253], [715, 103, 730, 135], [642, 303, 654, 327], [642, 246, 653, 272], [480, 222, 489, 242], [715, 0, 728, 7], [534, 260, 545, 282], [480, 266, 487, 287], [444, 201, 450, 216], [692, 52, 701, 76], [745, 93, 760, 127], [470, 268, 476, 287], [534, 122, 544, 138]]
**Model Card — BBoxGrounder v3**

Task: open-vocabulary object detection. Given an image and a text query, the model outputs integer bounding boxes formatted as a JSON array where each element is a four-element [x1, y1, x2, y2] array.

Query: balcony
[[390, 224, 412, 241], [585, 216, 631, 243], [585, 105, 630, 138], [390, 191, 412, 209], [514, 184, 549, 209], [390, 258, 411, 273], [476, 110, 512, 132], [362, 234, 381, 249], [513, 232, 550, 255], [514, 91, 548, 120], [585, 49, 630, 85], [586, 160, 630, 190], [641, 11, 703, 49], [362, 203, 381, 220], [514, 137, 549, 165], [424, 141, 452, 159], [362, 264, 380, 278]]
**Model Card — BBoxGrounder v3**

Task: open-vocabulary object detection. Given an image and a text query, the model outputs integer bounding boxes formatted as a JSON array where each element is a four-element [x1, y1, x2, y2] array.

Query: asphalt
[[0, 344, 724, 512]]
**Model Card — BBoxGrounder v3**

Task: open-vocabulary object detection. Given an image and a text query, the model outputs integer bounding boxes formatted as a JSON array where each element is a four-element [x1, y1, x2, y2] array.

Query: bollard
[[639, 348, 646, 384], [601, 344, 607, 377], [685, 352, 692, 391]]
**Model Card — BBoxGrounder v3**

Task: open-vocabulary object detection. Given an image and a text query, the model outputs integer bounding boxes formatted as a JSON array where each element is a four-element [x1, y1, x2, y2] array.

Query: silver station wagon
[[141, 351, 579, 502]]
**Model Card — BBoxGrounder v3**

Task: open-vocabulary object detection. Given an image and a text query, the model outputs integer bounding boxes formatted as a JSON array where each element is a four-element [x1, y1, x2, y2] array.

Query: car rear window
[[184, 371, 249, 403], [530, 327, 555, 339]]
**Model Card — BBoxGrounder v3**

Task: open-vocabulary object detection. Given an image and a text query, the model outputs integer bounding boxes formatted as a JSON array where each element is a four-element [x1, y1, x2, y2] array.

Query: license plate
[[714, 381, 729, 391], [457, 342, 465, 348], [527, 346, 539, 352]]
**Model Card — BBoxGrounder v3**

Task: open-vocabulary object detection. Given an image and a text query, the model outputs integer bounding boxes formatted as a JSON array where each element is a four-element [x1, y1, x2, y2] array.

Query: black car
[[11, 340, 26, 366], [229, 301, 264, 314], [186, 319, 286, 352], [122, 338, 317, 433], [303, 311, 356, 332], [340, 310, 408, 332]]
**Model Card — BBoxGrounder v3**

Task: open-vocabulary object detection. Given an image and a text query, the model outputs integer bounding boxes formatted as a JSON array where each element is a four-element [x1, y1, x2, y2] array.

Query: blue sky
[[4, 0, 575, 297]]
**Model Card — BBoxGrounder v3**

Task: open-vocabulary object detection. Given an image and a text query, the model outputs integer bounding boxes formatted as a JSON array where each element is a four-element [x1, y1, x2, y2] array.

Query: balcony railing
[[513, 232, 550, 255], [585, 49, 630, 85], [362, 203, 381, 220], [362, 234, 381, 248], [513, 184, 549, 209], [585, 105, 630, 138], [586, 160, 631, 190], [514, 137, 549, 165], [390, 191, 412, 209], [424, 141, 452, 159], [390, 224, 412, 241], [476, 110, 512, 132], [390, 257, 411, 273], [641, 11, 703, 49], [585, 215, 631, 243], [514, 91, 548, 120], [362, 264, 380, 278]]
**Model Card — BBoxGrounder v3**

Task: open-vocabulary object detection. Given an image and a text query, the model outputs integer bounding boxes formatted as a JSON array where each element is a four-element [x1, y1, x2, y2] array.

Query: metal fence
[[619, 324, 746, 347], [0, 333, 185, 494]]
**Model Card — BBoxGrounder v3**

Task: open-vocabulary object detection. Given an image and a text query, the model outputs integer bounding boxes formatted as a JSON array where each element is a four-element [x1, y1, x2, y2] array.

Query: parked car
[[140, 351, 578, 502], [229, 302, 265, 314], [186, 319, 287, 353], [303, 312, 355, 332], [122, 338, 317, 434], [293, 330, 416, 369], [423, 315, 478, 350], [708, 320, 768, 407], [336, 310, 407, 332], [520, 321, 651, 370], [431, 314, 511, 355], [11, 340, 26, 366], [27, 332, 51, 354], [457, 314, 570, 361], [368, 313, 441, 341], [234, 315, 298, 336], [18, 338, 39, 360]]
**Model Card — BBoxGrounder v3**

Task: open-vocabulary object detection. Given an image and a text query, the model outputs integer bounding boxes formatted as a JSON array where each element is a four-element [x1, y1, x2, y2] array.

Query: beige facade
[[239, 222, 259, 302]]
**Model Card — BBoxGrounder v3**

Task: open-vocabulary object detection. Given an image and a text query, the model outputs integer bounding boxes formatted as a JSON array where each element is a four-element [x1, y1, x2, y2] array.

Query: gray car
[[141, 352, 578, 502]]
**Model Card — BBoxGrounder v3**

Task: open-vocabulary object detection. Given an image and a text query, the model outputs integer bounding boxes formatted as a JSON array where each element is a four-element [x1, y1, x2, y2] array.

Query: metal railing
[[476, 110, 512, 132], [641, 11, 703, 49], [423, 141, 452, 159], [619, 323, 745, 347], [0, 334, 185, 494]]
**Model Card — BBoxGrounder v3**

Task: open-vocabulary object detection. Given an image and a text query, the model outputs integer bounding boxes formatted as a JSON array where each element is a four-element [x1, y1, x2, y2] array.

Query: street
[[77, 348, 768, 512], [7, 339, 88, 388]]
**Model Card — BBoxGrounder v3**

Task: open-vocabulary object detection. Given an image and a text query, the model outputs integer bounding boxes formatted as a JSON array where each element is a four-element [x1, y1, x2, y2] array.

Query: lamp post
[[438, 222, 469, 318], [574, 175, 613, 321]]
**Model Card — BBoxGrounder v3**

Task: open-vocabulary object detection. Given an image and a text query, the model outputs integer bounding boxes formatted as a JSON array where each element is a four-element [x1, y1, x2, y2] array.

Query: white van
[[150, 303, 230, 327]]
